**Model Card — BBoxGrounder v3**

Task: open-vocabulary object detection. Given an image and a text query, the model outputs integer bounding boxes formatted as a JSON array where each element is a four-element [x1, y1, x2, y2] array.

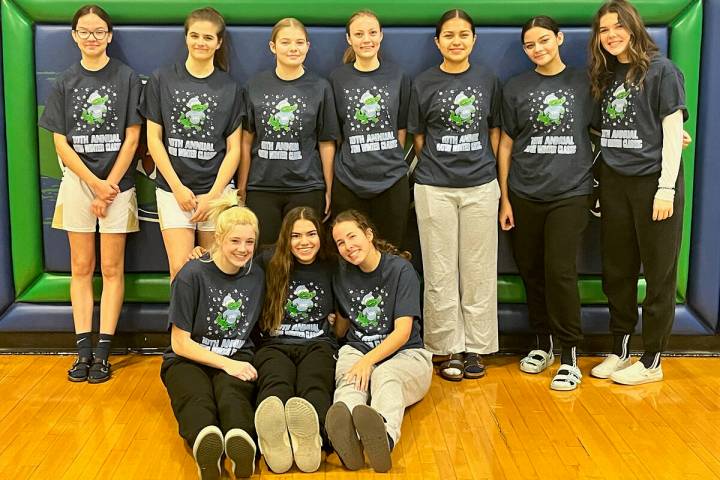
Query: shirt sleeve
[[126, 71, 144, 126], [488, 76, 503, 129], [658, 62, 688, 122], [500, 85, 518, 138], [397, 72, 412, 130], [38, 77, 66, 134], [168, 275, 198, 333], [139, 70, 162, 124], [406, 83, 424, 135], [392, 262, 422, 320], [224, 83, 246, 137], [317, 80, 341, 142]]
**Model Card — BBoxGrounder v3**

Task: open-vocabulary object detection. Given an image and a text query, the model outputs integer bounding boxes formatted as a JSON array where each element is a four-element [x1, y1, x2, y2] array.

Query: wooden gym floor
[[1, 354, 719, 479]]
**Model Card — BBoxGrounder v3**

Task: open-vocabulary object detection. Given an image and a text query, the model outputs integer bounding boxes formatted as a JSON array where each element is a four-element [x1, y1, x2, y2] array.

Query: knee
[[101, 260, 124, 281], [71, 257, 95, 278]]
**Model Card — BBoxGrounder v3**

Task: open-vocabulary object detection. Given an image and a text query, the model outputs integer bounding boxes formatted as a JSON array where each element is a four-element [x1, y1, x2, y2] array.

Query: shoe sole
[[591, 361, 631, 379], [194, 428, 223, 480], [352, 405, 392, 473], [88, 373, 111, 384], [254, 397, 293, 474], [67, 374, 87, 382], [610, 373, 663, 386], [285, 397, 322, 473], [519, 354, 555, 374], [325, 402, 364, 470], [225, 430, 256, 479]]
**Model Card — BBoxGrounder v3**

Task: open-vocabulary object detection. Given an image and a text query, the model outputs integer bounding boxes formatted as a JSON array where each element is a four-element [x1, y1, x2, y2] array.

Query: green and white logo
[[81, 90, 109, 125], [179, 96, 209, 131], [215, 294, 243, 331], [537, 93, 567, 126], [285, 285, 316, 319], [269, 98, 298, 132], [354, 90, 382, 125], [357, 292, 382, 328], [450, 92, 476, 126], [606, 84, 630, 120]]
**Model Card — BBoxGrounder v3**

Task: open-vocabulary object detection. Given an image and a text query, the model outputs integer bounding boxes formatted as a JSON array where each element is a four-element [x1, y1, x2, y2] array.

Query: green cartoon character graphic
[[537, 93, 567, 126], [356, 292, 382, 328], [606, 84, 630, 120], [354, 90, 382, 124], [269, 98, 298, 132], [449, 92, 476, 126], [81, 90, 109, 125], [285, 285, 316, 319], [215, 294, 243, 331], [178, 96, 209, 131]]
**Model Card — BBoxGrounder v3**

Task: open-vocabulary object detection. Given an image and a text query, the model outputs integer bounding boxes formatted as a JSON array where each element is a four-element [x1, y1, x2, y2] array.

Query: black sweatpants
[[510, 191, 590, 349], [161, 355, 257, 447], [246, 190, 324, 246], [254, 341, 336, 445], [599, 162, 684, 353], [331, 176, 410, 249]]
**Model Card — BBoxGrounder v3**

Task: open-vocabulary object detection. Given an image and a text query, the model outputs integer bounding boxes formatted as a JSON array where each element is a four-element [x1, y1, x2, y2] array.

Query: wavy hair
[[589, 0, 658, 100], [331, 210, 411, 260]]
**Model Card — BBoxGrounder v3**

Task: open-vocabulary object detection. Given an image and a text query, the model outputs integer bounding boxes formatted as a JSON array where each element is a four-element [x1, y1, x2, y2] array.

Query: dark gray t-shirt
[[166, 256, 265, 360], [39, 59, 143, 192], [502, 67, 594, 201], [408, 65, 501, 188], [329, 62, 411, 198], [245, 70, 340, 193], [333, 253, 423, 355], [257, 251, 337, 346], [598, 56, 687, 176], [141, 63, 245, 194]]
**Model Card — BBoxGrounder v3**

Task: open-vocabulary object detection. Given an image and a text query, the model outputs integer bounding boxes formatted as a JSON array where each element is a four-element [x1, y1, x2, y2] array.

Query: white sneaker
[[193, 425, 224, 480], [590, 354, 631, 379], [610, 361, 663, 385], [285, 397, 322, 473], [254, 396, 293, 473]]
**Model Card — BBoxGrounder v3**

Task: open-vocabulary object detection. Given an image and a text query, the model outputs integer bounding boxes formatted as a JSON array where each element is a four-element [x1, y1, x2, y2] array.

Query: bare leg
[[99, 232, 127, 335], [68, 232, 96, 334], [161, 228, 196, 280]]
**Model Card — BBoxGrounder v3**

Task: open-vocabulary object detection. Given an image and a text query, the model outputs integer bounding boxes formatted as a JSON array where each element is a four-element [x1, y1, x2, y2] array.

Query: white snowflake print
[[72, 84, 120, 133]]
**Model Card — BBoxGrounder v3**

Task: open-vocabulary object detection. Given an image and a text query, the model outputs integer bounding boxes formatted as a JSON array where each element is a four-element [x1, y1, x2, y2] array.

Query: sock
[[536, 334, 553, 353], [560, 346, 577, 367], [639, 352, 661, 369], [76, 332, 92, 359], [611, 334, 631, 359], [95, 333, 114, 362]]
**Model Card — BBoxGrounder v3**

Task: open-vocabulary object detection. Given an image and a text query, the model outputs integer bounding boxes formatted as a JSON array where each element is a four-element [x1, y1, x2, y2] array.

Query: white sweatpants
[[333, 345, 432, 444], [414, 181, 500, 355]]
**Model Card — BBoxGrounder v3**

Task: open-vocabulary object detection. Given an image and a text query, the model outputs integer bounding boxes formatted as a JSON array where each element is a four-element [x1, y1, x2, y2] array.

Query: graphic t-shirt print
[[601, 81, 642, 150], [347, 286, 389, 348], [524, 88, 578, 155], [71, 85, 122, 154], [436, 87, 484, 153], [202, 288, 253, 356], [343, 86, 398, 154], [274, 280, 328, 339], [168, 91, 219, 160], [259, 93, 307, 161]]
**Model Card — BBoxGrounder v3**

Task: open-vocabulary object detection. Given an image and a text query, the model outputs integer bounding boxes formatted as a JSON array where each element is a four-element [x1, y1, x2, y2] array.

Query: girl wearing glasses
[[39, 4, 143, 383], [142, 7, 245, 280]]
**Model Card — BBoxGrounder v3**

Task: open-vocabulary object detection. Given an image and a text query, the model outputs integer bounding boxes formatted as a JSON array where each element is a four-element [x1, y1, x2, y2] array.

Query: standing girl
[[326, 210, 432, 473], [498, 16, 594, 390], [39, 4, 143, 383], [408, 9, 502, 381], [143, 7, 244, 280], [252, 207, 337, 474], [161, 191, 263, 480], [328, 10, 412, 248], [239, 18, 339, 245], [588, 0, 687, 385]]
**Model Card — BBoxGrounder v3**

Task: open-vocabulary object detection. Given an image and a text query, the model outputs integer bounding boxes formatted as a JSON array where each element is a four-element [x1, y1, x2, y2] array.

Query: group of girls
[[40, 0, 688, 476]]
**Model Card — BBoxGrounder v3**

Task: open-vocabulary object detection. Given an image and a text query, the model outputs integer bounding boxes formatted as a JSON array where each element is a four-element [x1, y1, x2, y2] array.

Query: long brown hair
[[184, 7, 229, 72], [270, 17, 309, 43], [589, 0, 658, 100], [343, 10, 382, 64], [331, 210, 411, 260], [261, 207, 329, 332]]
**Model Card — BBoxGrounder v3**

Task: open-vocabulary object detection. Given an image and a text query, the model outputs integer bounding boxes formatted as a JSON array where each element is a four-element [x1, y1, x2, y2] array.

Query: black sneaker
[[88, 358, 111, 384], [67, 356, 92, 382]]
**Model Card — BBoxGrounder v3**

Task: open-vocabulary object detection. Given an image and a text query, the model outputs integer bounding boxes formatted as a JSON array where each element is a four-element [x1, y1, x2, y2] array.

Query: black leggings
[[246, 190, 324, 246]]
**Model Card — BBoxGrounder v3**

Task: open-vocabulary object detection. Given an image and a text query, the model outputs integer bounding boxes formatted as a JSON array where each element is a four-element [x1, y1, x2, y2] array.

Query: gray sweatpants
[[333, 345, 432, 444], [414, 181, 500, 355]]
